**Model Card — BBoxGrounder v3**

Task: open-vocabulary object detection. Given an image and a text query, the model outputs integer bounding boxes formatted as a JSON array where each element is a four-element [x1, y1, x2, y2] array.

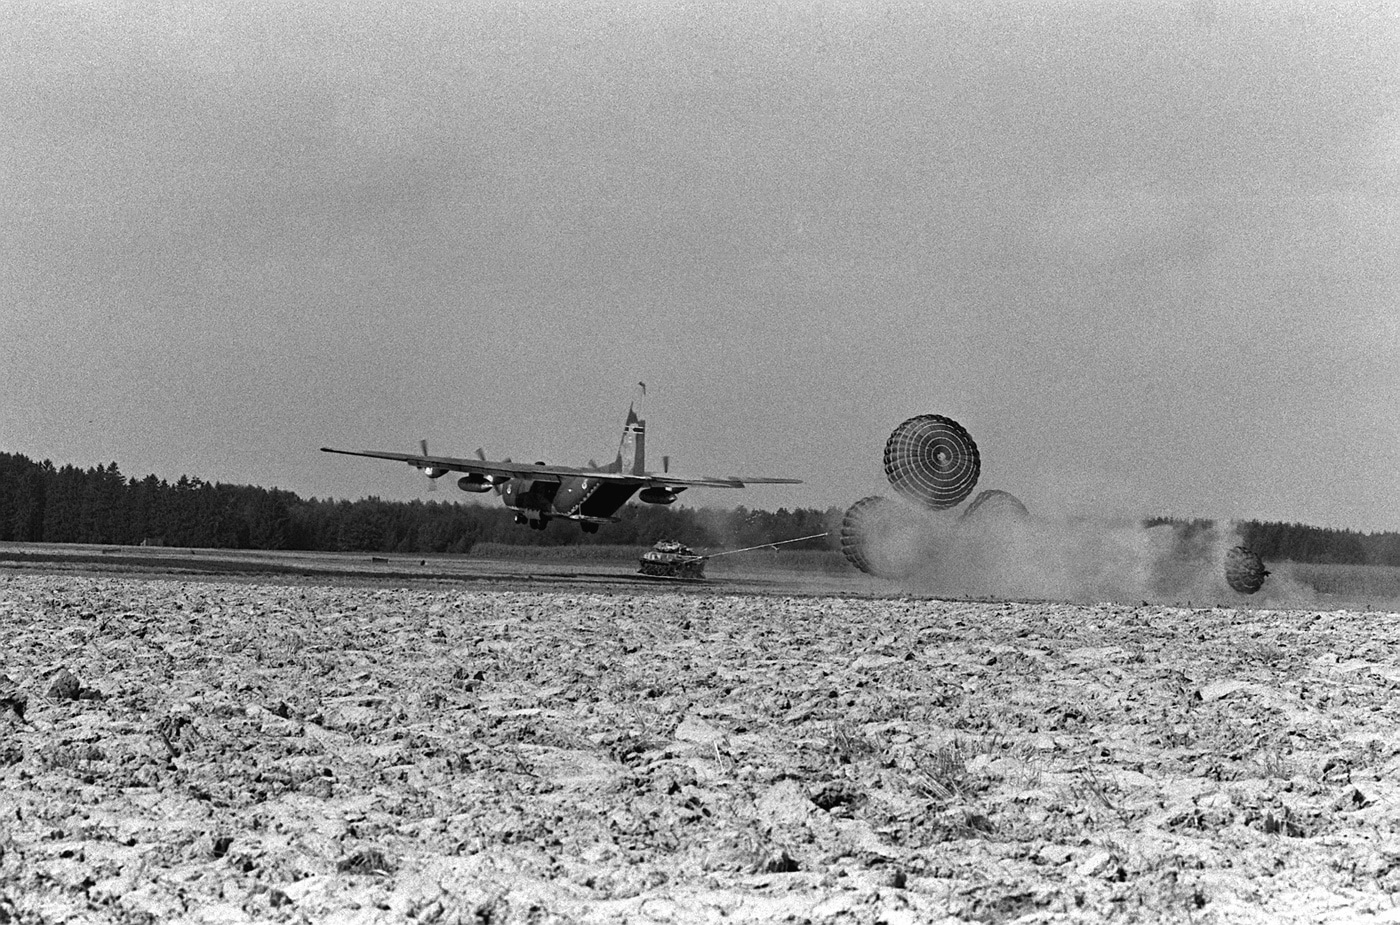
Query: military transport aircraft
[[320, 406, 801, 533]]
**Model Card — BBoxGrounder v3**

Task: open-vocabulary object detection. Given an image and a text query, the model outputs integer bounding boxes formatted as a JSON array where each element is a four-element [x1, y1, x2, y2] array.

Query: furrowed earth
[[3, 551, 1400, 923]]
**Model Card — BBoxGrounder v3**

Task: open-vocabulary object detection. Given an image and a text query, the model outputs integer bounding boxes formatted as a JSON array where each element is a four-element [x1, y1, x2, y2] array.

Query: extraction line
[[692, 532, 831, 561]]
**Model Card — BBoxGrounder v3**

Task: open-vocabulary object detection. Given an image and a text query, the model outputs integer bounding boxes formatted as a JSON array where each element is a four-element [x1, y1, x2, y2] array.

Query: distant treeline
[[0, 452, 835, 554], [2, 452, 1397, 565], [1144, 516, 1400, 569]]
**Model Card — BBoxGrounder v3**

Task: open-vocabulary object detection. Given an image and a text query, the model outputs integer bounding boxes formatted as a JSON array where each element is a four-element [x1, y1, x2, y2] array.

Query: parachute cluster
[[839, 413, 1269, 595], [840, 414, 1026, 580]]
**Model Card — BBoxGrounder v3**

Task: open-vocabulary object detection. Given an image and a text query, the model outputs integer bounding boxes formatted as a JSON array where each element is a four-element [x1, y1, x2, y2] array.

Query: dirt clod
[[0, 675, 27, 720], [46, 668, 81, 701]]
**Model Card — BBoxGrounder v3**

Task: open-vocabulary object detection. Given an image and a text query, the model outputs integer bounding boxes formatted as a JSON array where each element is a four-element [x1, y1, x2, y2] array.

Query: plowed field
[[3, 567, 1400, 923]]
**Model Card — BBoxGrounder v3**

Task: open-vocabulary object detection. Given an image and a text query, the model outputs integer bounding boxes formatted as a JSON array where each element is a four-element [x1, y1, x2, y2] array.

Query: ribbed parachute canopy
[[959, 489, 1029, 523], [839, 495, 926, 579], [883, 415, 980, 510]]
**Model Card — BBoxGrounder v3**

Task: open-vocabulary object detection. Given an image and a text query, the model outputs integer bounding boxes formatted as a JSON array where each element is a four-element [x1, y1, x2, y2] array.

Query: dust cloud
[[864, 501, 1318, 608]]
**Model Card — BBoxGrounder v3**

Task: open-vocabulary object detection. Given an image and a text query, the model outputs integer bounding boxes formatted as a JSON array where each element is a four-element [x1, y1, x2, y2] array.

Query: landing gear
[[529, 517, 548, 531], [580, 522, 599, 534]]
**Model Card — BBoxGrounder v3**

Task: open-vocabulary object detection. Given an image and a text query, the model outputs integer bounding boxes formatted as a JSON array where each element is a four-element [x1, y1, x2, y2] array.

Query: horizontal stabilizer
[[727, 477, 805, 485]]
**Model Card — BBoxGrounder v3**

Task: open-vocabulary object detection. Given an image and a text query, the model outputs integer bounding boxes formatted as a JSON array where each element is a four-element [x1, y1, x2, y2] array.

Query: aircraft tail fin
[[613, 404, 646, 476]]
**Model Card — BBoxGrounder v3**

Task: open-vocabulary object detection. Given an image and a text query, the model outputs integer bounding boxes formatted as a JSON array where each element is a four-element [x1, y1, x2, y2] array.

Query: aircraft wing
[[321, 447, 800, 489], [321, 447, 574, 483], [709, 476, 805, 485], [638, 474, 746, 489], [647, 473, 805, 489]]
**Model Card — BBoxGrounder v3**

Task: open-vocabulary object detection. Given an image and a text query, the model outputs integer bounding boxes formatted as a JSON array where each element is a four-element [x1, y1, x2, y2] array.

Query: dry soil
[[3, 569, 1400, 923]]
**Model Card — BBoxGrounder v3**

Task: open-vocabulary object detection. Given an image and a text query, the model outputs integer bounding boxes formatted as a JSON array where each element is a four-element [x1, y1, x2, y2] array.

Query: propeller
[[476, 448, 507, 495], [420, 439, 436, 491]]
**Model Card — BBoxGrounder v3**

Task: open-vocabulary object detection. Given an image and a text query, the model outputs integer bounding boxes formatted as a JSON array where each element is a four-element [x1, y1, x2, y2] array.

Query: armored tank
[[638, 540, 706, 579]]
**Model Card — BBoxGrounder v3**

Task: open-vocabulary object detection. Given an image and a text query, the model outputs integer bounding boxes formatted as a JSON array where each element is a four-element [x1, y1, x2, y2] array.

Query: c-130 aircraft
[[321, 401, 801, 533]]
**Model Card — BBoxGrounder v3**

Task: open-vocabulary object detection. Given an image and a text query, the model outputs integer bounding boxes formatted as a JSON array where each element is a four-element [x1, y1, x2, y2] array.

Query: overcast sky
[[3, 0, 1397, 530]]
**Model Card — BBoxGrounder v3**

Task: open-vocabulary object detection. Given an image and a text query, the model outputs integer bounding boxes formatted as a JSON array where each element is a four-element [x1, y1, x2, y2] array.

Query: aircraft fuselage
[[502, 474, 641, 530]]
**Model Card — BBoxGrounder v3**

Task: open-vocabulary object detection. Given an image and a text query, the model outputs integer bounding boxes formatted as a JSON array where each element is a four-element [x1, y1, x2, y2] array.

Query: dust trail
[[868, 502, 1318, 607]]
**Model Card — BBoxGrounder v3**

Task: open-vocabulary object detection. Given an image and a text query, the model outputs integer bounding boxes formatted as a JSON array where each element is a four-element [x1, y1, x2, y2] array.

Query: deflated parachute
[[883, 415, 980, 510], [840, 496, 923, 579], [1224, 545, 1270, 594], [959, 489, 1030, 522], [840, 496, 894, 576]]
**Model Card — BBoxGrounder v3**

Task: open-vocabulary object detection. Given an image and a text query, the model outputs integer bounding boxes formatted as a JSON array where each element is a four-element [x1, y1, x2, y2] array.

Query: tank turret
[[638, 540, 706, 579]]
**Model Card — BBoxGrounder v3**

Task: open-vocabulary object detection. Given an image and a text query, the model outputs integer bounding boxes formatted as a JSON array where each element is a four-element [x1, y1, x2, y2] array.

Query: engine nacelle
[[639, 487, 678, 505], [457, 475, 493, 493]]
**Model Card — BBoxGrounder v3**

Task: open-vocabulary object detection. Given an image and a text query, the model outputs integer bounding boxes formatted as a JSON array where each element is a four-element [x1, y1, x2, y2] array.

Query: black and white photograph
[[2, 0, 1397, 921]]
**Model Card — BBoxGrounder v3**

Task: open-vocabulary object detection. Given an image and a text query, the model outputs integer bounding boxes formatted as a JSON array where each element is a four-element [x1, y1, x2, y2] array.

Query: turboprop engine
[[415, 440, 450, 481], [457, 474, 494, 493], [639, 487, 679, 505]]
